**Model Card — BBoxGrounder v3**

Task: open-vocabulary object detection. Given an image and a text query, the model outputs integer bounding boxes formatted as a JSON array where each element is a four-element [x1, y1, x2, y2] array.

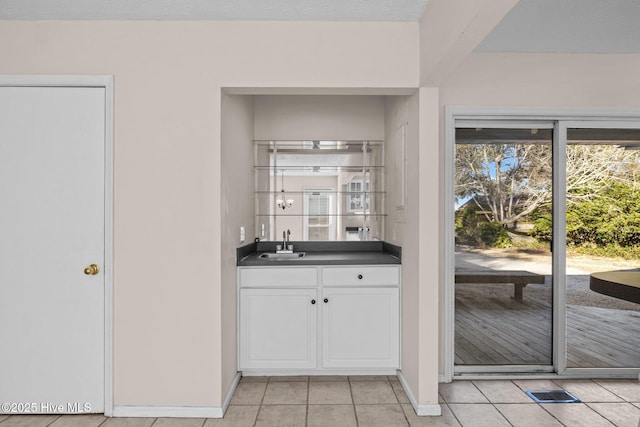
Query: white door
[[240, 288, 317, 369], [0, 86, 105, 413], [322, 287, 399, 368]]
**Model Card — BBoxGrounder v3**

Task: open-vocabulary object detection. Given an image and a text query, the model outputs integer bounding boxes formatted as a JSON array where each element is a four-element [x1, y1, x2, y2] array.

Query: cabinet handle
[[311, 299, 316, 304], [357, 274, 363, 280], [323, 298, 329, 303]]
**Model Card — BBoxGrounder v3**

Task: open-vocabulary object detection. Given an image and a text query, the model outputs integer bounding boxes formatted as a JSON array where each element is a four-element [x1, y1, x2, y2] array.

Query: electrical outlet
[[261, 223, 265, 238], [240, 226, 245, 243]]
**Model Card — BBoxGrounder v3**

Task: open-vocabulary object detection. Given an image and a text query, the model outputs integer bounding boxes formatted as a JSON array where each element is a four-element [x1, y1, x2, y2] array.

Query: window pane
[[308, 227, 329, 241], [309, 216, 330, 226], [454, 126, 553, 367], [565, 128, 640, 369]]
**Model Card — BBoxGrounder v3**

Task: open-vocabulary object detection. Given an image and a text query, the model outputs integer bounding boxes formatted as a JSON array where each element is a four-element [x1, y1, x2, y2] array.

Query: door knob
[[84, 264, 100, 275]]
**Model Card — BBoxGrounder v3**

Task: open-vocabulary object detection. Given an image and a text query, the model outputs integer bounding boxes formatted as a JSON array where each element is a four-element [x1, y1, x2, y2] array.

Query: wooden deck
[[455, 295, 640, 368]]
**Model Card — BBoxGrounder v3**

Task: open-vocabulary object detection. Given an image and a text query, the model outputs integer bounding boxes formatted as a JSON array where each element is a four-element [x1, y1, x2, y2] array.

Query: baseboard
[[112, 405, 224, 418], [396, 371, 442, 417], [112, 372, 242, 419], [241, 368, 397, 376], [222, 372, 242, 414], [414, 403, 443, 416]]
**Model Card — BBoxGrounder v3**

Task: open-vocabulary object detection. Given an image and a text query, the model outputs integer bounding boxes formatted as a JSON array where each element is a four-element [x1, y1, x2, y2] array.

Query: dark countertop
[[237, 241, 401, 266]]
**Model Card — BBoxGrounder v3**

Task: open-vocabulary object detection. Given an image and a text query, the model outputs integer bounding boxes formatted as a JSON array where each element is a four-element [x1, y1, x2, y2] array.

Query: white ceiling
[[1, 0, 639, 54], [0, 0, 430, 21], [476, 0, 640, 54]]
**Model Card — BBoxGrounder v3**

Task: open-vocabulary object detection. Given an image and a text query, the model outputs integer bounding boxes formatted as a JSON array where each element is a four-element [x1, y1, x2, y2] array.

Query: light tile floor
[[1, 376, 639, 426]]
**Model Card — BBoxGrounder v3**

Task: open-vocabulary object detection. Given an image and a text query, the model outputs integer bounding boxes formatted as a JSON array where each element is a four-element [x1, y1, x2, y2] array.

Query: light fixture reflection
[[276, 169, 294, 210]]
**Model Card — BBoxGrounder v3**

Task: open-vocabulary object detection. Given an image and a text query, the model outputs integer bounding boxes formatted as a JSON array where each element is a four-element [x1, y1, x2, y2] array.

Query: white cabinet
[[322, 287, 399, 368], [239, 288, 317, 369], [238, 264, 400, 373]]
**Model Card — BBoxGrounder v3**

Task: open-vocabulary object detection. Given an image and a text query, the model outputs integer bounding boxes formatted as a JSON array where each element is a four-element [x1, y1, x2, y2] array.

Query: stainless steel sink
[[259, 252, 306, 260]]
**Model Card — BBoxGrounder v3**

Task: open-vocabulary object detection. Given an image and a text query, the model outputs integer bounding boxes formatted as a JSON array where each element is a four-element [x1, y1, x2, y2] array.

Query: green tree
[[456, 143, 551, 227], [455, 204, 511, 248], [532, 181, 640, 247], [456, 142, 640, 228]]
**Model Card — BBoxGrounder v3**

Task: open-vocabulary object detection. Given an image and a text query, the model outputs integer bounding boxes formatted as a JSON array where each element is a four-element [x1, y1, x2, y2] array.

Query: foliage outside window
[[455, 127, 640, 257]]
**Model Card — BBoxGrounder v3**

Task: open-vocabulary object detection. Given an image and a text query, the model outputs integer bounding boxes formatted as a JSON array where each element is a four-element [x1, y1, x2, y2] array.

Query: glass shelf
[[255, 190, 385, 195], [255, 140, 385, 241], [254, 140, 383, 147], [254, 166, 383, 170], [256, 213, 387, 217]]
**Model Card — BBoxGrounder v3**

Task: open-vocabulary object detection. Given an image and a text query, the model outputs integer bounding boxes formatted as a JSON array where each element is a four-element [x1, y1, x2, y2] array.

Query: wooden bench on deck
[[455, 270, 546, 300]]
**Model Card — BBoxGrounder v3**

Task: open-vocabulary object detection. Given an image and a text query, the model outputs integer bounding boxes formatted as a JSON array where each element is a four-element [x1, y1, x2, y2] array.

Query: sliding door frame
[[444, 107, 640, 382], [559, 120, 640, 378]]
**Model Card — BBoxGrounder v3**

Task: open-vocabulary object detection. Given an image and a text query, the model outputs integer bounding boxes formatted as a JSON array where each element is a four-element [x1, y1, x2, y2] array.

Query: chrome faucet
[[278, 229, 292, 253]]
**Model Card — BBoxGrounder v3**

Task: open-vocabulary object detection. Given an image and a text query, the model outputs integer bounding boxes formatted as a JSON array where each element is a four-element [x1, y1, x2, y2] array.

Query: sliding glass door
[[451, 117, 640, 376], [563, 124, 640, 371], [454, 123, 554, 371]]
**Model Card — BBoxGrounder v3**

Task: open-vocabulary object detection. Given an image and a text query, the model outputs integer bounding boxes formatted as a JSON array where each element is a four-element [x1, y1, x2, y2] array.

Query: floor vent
[[525, 390, 581, 403]]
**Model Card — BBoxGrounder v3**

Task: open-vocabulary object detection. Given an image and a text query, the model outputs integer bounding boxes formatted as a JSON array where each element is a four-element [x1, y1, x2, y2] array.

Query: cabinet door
[[240, 288, 317, 369], [322, 287, 399, 368]]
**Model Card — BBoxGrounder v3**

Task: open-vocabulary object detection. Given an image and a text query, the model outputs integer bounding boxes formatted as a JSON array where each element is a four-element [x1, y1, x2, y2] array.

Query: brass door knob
[[84, 264, 100, 275]]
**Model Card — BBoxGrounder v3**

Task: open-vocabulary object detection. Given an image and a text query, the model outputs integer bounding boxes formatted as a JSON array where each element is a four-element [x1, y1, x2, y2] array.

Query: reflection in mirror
[[255, 141, 385, 241]]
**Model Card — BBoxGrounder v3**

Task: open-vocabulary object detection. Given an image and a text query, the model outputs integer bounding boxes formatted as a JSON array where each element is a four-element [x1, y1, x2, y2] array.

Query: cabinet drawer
[[321, 266, 400, 286], [239, 267, 318, 287]]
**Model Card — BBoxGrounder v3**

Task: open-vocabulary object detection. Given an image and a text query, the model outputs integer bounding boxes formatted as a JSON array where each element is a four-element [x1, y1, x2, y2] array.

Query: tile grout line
[[488, 399, 517, 427], [348, 377, 359, 427], [469, 380, 516, 427], [552, 377, 633, 404], [305, 378, 310, 427], [45, 414, 62, 426], [441, 399, 464, 427], [443, 402, 465, 427], [388, 376, 411, 426], [252, 376, 270, 427], [583, 401, 627, 426], [593, 379, 635, 403], [437, 385, 457, 425]]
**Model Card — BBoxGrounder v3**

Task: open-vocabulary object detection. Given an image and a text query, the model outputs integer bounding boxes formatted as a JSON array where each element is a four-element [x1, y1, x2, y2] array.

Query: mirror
[[255, 140, 385, 241]]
